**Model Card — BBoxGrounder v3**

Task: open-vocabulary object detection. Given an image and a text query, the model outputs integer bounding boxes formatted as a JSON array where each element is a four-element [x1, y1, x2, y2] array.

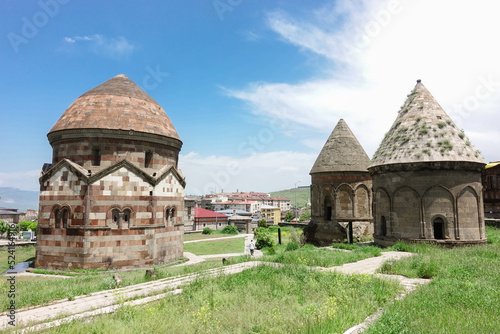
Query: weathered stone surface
[[311, 119, 371, 174]]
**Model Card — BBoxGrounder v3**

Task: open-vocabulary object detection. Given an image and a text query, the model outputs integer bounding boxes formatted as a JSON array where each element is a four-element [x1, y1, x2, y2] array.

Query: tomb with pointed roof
[[369, 80, 486, 246], [36, 75, 187, 270], [306, 119, 373, 246]]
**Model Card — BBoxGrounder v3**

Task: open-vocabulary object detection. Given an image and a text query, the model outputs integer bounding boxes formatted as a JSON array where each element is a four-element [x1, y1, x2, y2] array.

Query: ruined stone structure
[[36, 74, 186, 269], [306, 119, 373, 245], [369, 80, 486, 246]]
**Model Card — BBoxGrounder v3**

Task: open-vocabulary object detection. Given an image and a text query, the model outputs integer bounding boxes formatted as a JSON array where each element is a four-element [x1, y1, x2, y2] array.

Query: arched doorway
[[381, 216, 387, 236], [433, 217, 445, 239], [324, 197, 332, 220]]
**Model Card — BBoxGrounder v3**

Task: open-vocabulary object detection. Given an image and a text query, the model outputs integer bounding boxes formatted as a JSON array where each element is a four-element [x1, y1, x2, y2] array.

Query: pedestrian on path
[[249, 239, 255, 256]]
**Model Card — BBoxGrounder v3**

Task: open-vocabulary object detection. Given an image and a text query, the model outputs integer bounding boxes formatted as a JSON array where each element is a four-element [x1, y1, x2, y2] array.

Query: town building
[[369, 80, 486, 246], [483, 162, 500, 219], [201, 191, 290, 213], [261, 205, 280, 225], [193, 207, 228, 231], [36, 74, 186, 269], [306, 119, 373, 245], [0, 208, 26, 225]]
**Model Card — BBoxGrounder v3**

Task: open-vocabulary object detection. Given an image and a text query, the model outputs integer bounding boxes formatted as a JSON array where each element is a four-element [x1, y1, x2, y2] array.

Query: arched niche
[[336, 184, 353, 218], [392, 186, 420, 239], [457, 187, 481, 240], [423, 186, 454, 239]]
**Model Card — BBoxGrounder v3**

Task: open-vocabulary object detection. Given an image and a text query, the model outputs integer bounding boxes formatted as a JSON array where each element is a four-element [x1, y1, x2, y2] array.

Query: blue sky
[[1, 0, 500, 200]]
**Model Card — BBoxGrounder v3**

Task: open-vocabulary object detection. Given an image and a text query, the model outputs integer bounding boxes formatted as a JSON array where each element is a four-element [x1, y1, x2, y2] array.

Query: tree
[[299, 211, 311, 222], [19, 221, 32, 231], [284, 211, 294, 222], [254, 227, 274, 249], [0, 221, 9, 235], [258, 219, 268, 228]]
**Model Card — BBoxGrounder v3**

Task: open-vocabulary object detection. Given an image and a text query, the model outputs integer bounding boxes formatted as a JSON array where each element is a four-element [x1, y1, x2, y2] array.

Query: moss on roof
[[370, 80, 485, 168]]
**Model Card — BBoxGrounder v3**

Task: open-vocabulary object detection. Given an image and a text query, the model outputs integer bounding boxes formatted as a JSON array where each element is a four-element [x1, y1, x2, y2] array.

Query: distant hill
[[270, 187, 310, 208], [0, 187, 39, 211]]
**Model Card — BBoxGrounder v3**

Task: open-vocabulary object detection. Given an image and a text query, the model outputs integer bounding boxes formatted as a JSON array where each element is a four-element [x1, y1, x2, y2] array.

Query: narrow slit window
[[145, 151, 153, 168], [92, 148, 101, 166]]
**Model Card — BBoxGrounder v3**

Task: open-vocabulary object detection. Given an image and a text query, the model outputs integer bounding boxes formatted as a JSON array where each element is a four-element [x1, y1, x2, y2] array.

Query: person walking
[[249, 239, 255, 256]]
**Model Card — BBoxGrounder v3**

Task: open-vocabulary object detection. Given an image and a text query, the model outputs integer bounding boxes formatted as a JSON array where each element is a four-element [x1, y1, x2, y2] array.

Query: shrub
[[221, 225, 238, 235], [202, 227, 212, 235], [286, 241, 300, 252], [267, 246, 277, 255], [417, 261, 437, 279], [254, 227, 274, 249], [259, 219, 268, 228], [19, 221, 32, 231]]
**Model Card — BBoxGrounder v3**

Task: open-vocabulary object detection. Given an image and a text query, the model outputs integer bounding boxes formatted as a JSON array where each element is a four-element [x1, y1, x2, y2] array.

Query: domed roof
[[48, 74, 181, 141], [310, 119, 371, 174], [370, 80, 484, 168]]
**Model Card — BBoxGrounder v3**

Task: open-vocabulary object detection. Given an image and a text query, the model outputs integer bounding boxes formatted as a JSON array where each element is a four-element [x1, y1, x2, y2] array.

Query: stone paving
[[0, 238, 429, 333]]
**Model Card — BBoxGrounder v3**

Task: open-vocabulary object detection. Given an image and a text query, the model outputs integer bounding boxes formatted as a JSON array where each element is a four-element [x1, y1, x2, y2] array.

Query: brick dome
[[48, 74, 181, 142]]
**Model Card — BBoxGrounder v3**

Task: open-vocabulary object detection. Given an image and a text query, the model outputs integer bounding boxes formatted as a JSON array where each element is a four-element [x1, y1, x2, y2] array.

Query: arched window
[[111, 209, 120, 229], [165, 208, 171, 226], [123, 209, 131, 228], [61, 208, 68, 228], [171, 207, 176, 225], [54, 208, 61, 228]]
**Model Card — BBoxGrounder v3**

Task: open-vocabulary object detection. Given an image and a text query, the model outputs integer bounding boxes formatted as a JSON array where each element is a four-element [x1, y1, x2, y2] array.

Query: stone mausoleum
[[306, 119, 373, 245], [369, 80, 486, 246], [36, 74, 186, 269]]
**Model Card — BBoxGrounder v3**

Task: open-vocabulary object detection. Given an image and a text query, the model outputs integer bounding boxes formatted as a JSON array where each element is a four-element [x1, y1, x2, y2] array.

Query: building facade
[[36, 74, 186, 269], [261, 205, 280, 224], [369, 80, 486, 246], [193, 207, 229, 231]]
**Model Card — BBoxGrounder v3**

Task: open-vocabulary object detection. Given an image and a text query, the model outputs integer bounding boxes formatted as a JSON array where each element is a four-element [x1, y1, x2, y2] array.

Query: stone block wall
[[371, 164, 486, 245], [36, 160, 185, 270], [51, 137, 179, 171]]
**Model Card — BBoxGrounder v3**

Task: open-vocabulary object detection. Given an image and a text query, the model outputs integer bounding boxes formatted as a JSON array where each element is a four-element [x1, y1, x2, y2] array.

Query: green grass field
[[40, 265, 401, 334], [183, 237, 245, 255], [2, 226, 500, 333], [184, 230, 238, 242], [367, 225, 500, 334]]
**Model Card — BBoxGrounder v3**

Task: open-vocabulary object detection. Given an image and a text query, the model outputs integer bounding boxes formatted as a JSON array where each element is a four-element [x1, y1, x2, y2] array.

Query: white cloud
[[225, 0, 500, 163], [62, 34, 135, 59], [0, 170, 40, 191], [179, 151, 315, 195]]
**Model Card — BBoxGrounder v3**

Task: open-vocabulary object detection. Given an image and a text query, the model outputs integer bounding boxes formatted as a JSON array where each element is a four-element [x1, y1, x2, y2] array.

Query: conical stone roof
[[48, 74, 181, 141], [370, 80, 484, 168], [310, 119, 370, 174]]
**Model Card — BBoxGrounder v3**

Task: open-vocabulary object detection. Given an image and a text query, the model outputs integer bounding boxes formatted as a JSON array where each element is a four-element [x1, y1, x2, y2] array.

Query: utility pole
[[295, 181, 301, 223]]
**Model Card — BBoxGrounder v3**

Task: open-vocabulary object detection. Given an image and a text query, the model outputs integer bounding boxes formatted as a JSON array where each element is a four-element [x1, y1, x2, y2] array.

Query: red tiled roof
[[195, 207, 229, 219]]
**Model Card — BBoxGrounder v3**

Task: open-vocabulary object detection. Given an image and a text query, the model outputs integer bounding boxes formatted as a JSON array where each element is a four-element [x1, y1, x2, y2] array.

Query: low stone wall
[[278, 223, 307, 228], [485, 219, 500, 228]]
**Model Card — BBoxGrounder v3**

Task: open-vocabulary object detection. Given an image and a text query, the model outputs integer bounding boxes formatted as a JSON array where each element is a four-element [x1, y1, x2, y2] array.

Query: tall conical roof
[[370, 80, 484, 168], [48, 74, 181, 141], [310, 119, 370, 174]]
